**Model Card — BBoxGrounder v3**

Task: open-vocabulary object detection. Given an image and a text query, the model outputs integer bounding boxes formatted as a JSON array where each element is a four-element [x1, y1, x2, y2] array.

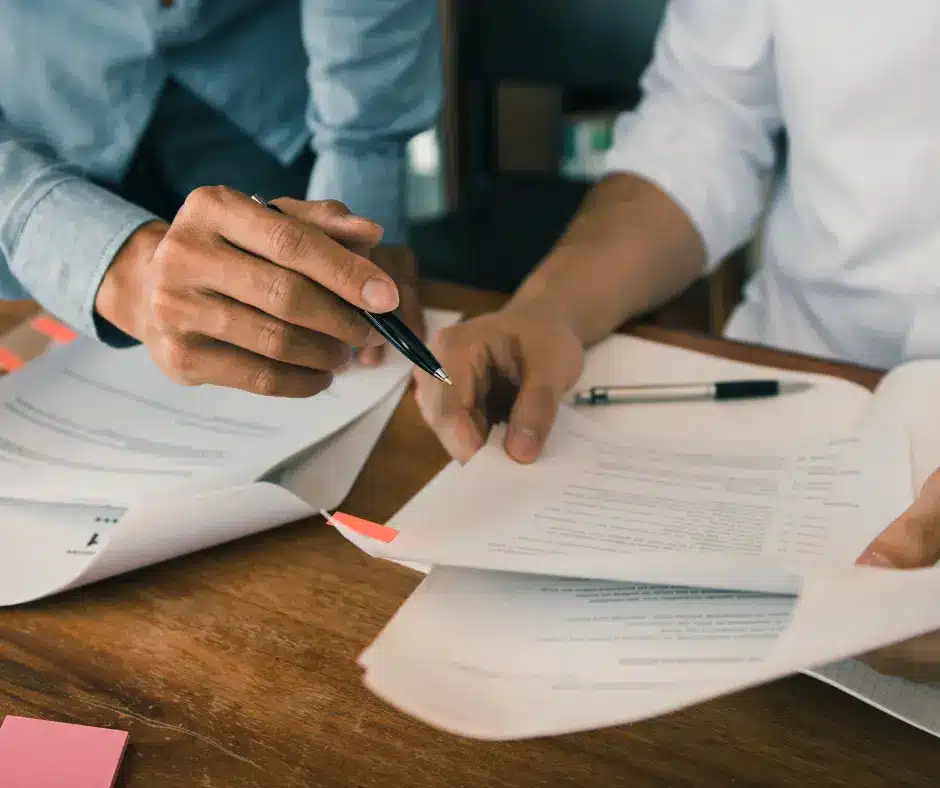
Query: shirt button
[[160, 0, 174, 7]]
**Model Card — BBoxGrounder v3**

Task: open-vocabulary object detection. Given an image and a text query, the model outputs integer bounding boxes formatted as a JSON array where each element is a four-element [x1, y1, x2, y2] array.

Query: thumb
[[505, 374, 565, 464], [857, 469, 940, 568]]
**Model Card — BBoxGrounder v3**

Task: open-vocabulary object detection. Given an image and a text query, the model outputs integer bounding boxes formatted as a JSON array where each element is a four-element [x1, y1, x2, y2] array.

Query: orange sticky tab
[[329, 512, 399, 543], [30, 315, 78, 343], [0, 346, 25, 372]]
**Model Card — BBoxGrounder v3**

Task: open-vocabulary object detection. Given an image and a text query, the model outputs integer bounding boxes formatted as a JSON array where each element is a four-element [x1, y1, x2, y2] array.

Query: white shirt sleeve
[[605, 0, 782, 272]]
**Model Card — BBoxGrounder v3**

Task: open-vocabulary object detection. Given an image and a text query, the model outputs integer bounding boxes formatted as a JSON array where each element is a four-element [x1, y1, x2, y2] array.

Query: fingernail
[[857, 550, 895, 568], [507, 426, 541, 463], [362, 278, 398, 311]]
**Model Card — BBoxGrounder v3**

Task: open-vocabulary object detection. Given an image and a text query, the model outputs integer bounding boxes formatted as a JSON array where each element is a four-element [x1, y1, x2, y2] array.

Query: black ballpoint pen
[[250, 194, 451, 385]]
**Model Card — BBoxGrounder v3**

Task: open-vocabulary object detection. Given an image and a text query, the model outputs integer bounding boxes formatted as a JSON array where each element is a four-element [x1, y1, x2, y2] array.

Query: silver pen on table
[[573, 379, 812, 405]]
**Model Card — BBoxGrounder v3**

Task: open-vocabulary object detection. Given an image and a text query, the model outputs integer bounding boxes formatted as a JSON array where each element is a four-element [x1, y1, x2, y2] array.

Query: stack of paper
[[0, 309, 460, 606], [330, 334, 940, 741]]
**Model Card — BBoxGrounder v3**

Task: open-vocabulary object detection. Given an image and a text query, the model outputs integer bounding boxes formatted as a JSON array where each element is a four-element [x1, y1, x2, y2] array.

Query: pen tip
[[434, 369, 452, 385], [781, 380, 813, 395]]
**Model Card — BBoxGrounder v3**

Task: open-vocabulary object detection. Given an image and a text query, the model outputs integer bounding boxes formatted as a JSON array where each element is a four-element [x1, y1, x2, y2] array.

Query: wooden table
[[1, 283, 936, 788]]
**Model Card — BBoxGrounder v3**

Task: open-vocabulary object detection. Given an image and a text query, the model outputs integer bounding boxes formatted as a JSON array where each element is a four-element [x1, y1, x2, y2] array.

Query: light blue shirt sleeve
[[301, 0, 443, 246], [0, 114, 158, 342]]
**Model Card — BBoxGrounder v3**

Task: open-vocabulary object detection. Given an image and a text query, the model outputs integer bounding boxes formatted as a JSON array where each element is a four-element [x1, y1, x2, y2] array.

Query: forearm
[[0, 117, 159, 343], [511, 173, 706, 347]]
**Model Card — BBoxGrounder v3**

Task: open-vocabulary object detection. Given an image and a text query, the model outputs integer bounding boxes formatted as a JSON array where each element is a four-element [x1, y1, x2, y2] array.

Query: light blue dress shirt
[[0, 0, 441, 343]]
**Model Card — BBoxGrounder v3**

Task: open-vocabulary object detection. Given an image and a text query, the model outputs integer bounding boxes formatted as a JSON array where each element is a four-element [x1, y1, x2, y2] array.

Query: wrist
[[94, 220, 169, 341], [508, 251, 600, 346]]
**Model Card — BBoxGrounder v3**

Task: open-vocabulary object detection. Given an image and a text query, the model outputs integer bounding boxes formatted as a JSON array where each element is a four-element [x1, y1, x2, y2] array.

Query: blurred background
[[405, 0, 773, 337]]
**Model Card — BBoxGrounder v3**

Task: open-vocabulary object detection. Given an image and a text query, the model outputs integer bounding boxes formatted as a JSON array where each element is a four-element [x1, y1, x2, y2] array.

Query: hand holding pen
[[96, 186, 423, 397], [251, 195, 450, 384]]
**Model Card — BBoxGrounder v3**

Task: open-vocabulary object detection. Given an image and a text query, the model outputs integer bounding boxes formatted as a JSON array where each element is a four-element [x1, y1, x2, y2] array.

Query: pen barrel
[[577, 384, 716, 405], [358, 308, 442, 378], [714, 380, 779, 399], [573, 379, 791, 405]]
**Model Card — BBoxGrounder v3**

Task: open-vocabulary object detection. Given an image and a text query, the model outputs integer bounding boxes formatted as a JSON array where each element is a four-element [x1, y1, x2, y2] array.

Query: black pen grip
[[359, 309, 412, 356], [714, 380, 779, 399], [360, 309, 439, 373]]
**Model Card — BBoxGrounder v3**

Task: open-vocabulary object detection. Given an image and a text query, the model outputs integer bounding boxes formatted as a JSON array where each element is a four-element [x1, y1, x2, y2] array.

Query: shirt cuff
[[10, 176, 159, 346], [306, 145, 408, 246]]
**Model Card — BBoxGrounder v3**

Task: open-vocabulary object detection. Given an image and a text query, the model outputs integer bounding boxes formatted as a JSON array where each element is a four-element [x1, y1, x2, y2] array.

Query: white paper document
[[358, 562, 940, 740], [0, 308, 461, 606], [364, 569, 798, 684], [0, 331, 412, 506], [349, 408, 912, 594], [332, 334, 940, 741]]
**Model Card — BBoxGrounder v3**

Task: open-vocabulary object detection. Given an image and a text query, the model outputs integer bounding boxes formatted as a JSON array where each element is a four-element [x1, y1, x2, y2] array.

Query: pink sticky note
[[328, 511, 399, 543], [0, 715, 129, 788]]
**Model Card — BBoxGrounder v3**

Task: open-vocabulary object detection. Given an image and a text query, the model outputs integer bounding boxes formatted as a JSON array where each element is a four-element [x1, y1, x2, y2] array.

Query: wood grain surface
[[1, 283, 934, 788]]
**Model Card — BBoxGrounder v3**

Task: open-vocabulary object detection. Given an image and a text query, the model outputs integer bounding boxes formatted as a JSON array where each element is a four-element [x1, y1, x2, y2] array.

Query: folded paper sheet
[[333, 334, 940, 740], [358, 562, 940, 740], [0, 309, 460, 606]]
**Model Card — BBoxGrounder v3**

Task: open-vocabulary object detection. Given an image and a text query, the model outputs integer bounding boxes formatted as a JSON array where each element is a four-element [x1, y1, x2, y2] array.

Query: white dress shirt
[[606, 0, 940, 369]]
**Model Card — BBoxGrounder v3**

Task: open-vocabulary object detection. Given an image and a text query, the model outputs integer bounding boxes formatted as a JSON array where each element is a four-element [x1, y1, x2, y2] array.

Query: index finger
[[187, 187, 400, 313], [414, 355, 485, 464]]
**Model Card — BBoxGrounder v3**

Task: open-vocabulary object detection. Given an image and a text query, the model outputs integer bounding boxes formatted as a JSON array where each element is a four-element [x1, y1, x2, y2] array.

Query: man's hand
[[855, 467, 940, 682], [356, 244, 426, 367], [414, 296, 584, 464], [95, 188, 400, 397]]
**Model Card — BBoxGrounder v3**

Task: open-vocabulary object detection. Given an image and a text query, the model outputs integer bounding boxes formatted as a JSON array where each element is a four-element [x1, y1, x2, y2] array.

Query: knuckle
[[159, 336, 197, 384], [149, 289, 184, 333], [183, 184, 225, 214], [265, 269, 299, 316], [250, 365, 281, 396], [530, 382, 558, 410], [318, 199, 351, 218], [432, 326, 467, 358], [331, 254, 359, 293], [267, 218, 309, 264], [258, 320, 290, 359], [150, 234, 184, 278], [463, 336, 492, 363]]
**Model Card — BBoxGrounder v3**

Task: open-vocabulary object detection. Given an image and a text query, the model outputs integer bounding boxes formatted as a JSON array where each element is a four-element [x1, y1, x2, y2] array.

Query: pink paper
[[0, 715, 129, 788]]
